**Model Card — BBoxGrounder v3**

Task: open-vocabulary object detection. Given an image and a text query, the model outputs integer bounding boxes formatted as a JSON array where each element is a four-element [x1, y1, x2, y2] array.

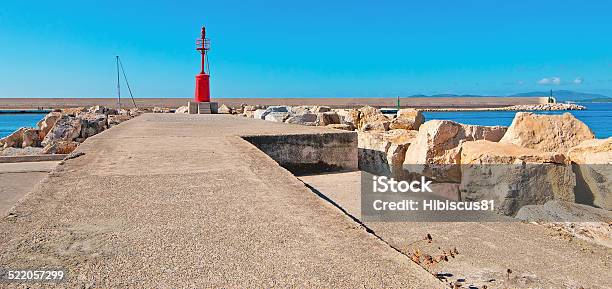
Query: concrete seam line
[[301, 181, 443, 283], [0, 170, 52, 174]]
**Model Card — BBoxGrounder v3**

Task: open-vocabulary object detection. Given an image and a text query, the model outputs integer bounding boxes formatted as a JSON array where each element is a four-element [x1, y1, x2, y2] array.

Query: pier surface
[[0, 114, 441, 287]]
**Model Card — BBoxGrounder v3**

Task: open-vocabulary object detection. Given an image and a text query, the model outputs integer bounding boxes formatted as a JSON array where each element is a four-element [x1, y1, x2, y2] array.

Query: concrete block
[[242, 132, 358, 175], [188, 102, 198, 114], [196, 102, 219, 114]]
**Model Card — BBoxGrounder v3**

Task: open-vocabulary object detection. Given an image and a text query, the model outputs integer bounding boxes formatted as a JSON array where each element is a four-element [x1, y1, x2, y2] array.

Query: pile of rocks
[[419, 103, 587, 112], [0, 105, 140, 156], [503, 103, 586, 111], [346, 107, 609, 245], [245, 104, 608, 220], [173, 103, 246, 115], [239, 104, 410, 132], [153, 107, 173, 113], [356, 108, 609, 217]]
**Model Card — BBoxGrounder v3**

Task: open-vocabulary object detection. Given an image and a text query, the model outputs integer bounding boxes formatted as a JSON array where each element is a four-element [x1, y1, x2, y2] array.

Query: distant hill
[[509, 90, 611, 102], [579, 97, 612, 103], [405, 94, 501, 98]]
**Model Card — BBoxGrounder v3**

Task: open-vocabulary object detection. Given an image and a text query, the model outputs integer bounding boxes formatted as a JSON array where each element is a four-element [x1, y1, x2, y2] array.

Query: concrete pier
[[0, 114, 441, 287]]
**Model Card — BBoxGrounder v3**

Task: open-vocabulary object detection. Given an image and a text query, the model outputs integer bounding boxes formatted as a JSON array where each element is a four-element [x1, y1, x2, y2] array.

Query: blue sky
[[1, 0, 611, 98]]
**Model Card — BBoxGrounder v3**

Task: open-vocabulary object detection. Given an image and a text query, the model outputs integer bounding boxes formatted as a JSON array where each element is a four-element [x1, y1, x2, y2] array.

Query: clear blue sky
[[1, 0, 611, 98]]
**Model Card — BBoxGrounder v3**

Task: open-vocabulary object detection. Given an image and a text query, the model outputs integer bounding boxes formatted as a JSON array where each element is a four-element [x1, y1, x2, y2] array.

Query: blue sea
[[422, 103, 611, 139], [0, 103, 610, 138], [0, 113, 48, 138]]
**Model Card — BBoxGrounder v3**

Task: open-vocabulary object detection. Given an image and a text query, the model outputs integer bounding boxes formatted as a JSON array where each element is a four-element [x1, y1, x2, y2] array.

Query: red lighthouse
[[195, 26, 211, 102]]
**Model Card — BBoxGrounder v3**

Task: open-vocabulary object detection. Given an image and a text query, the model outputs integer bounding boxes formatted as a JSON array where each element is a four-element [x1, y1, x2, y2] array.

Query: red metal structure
[[195, 26, 211, 102]]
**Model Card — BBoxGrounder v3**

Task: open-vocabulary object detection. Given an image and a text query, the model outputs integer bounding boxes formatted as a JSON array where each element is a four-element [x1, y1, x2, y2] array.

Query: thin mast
[[118, 57, 138, 109], [116, 55, 121, 110]]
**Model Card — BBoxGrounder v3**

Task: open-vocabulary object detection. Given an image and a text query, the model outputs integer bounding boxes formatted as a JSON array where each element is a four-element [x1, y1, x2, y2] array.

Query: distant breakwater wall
[[0, 97, 549, 110]]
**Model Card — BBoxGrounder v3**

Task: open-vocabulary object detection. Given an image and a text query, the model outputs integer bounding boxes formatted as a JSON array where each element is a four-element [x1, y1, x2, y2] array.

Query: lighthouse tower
[[189, 26, 218, 114], [195, 26, 210, 102]]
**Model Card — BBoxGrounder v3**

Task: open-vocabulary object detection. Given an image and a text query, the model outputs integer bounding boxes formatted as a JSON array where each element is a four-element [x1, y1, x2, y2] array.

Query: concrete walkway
[[0, 161, 59, 217], [0, 114, 442, 287]]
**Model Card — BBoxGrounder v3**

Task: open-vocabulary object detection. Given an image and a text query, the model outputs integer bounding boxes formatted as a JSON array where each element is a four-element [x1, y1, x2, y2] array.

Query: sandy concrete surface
[[300, 171, 612, 289], [0, 114, 442, 287], [0, 96, 548, 109], [0, 161, 58, 217]]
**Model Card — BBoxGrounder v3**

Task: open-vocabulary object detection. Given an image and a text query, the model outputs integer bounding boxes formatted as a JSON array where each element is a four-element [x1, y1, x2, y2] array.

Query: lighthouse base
[[188, 101, 218, 114]]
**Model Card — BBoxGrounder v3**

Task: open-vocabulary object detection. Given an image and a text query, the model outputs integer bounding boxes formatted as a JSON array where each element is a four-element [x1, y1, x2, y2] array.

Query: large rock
[[389, 109, 424, 130], [22, 128, 41, 147], [36, 112, 62, 139], [289, 105, 330, 115], [242, 105, 258, 118], [175, 106, 188, 114], [316, 112, 341, 126], [357, 106, 390, 131], [88, 105, 117, 115], [290, 106, 312, 115], [460, 140, 575, 215], [266, 106, 290, 113], [108, 115, 132, 127], [361, 121, 390, 132], [358, 129, 418, 179], [403, 120, 507, 182], [461, 140, 566, 164], [516, 200, 612, 248], [61, 107, 86, 116], [567, 138, 612, 210], [254, 106, 291, 120], [500, 112, 595, 153], [42, 140, 79, 154], [567, 137, 612, 164], [516, 200, 612, 222], [253, 109, 268, 120], [233, 106, 244, 115], [1, 127, 27, 148], [312, 106, 331, 113], [79, 113, 108, 139], [153, 107, 172, 113], [128, 107, 144, 117], [218, 104, 232, 114], [285, 113, 318, 125], [264, 112, 290, 122], [42, 115, 82, 146], [337, 109, 361, 128], [326, 124, 355, 131]]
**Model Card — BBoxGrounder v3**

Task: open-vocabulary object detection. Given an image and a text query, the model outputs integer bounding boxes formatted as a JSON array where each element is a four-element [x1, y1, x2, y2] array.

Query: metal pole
[[118, 57, 138, 109], [201, 50, 205, 74], [116, 56, 121, 110]]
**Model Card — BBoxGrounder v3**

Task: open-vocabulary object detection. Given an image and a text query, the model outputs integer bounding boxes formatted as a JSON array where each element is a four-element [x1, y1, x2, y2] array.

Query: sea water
[[423, 103, 611, 138], [0, 113, 48, 138]]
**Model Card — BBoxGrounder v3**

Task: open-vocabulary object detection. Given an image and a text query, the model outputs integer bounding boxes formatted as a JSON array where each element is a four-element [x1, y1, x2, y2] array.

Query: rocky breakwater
[[227, 103, 610, 245], [0, 106, 141, 156], [420, 102, 586, 112], [423, 112, 610, 247]]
